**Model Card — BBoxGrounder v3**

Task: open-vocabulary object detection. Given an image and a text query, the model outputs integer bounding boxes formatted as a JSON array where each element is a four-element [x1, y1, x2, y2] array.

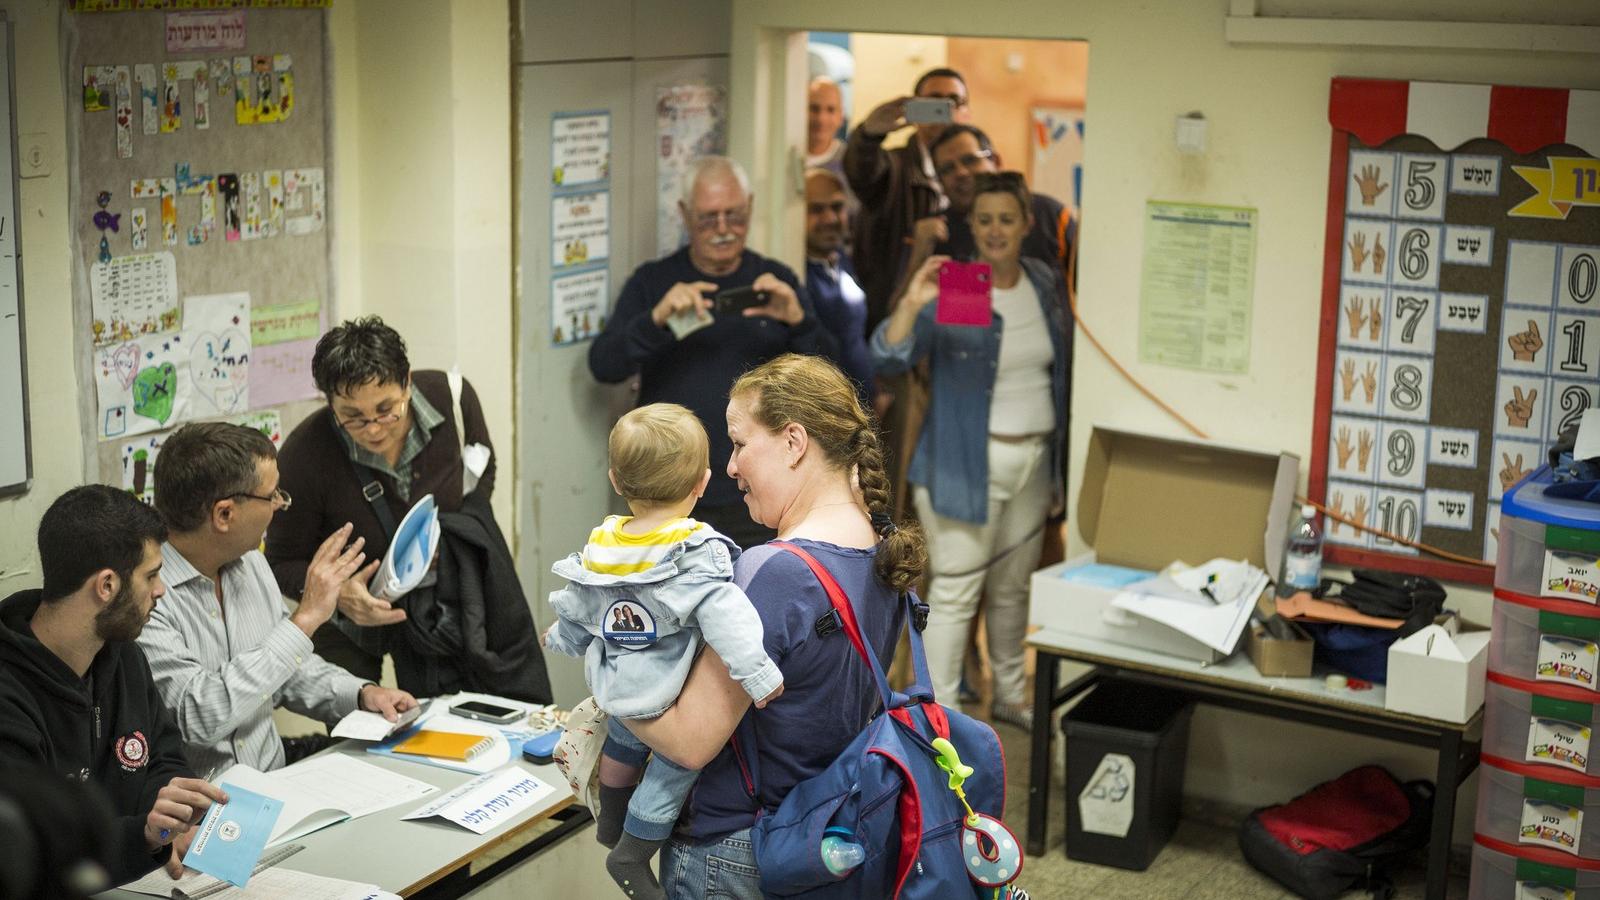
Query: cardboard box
[[1247, 617, 1314, 677], [1028, 426, 1299, 663], [1384, 622, 1491, 723]]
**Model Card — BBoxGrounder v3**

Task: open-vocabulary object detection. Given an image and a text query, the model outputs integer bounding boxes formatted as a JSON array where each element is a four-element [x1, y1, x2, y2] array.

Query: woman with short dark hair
[[266, 316, 547, 700]]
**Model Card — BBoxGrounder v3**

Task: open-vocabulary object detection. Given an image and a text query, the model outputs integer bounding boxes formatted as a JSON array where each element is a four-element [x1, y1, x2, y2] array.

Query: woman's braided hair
[[730, 354, 926, 593]]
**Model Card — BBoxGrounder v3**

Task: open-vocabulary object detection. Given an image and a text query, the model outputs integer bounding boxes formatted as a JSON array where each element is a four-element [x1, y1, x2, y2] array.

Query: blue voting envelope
[[182, 783, 283, 887]]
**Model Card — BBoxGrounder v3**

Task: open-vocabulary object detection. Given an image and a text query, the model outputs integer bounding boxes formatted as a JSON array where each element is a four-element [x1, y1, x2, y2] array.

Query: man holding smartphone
[[843, 67, 972, 335], [588, 156, 837, 548]]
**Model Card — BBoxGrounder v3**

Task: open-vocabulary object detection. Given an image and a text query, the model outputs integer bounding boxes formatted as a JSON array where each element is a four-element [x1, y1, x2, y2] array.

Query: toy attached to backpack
[[746, 543, 1028, 899]]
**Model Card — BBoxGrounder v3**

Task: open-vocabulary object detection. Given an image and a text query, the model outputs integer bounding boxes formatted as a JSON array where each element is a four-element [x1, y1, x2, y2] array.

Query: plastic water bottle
[[820, 825, 866, 877], [1282, 504, 1324, 591]]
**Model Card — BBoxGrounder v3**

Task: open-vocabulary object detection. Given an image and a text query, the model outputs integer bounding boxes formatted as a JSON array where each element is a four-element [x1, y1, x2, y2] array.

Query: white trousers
[[914, 435, 1051, 707]]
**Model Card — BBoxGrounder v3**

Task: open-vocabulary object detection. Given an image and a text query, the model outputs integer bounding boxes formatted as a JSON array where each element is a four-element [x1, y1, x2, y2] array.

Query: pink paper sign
[[249, 338, 319, 408]]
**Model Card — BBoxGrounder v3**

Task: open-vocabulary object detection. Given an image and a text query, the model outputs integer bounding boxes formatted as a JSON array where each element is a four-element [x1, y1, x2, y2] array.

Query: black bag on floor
[[1238, 765, 1434, 900]]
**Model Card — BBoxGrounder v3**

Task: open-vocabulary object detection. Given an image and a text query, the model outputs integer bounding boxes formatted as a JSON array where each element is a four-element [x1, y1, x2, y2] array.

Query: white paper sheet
[[273, 753, 437, 821], [123, 866, 391, 900], [402, 767, 556, 835], [1110, 559, 1268, 655]]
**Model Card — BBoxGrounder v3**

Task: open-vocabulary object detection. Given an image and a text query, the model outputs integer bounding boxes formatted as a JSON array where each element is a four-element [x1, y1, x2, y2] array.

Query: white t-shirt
[[989, 275, 1055, 437]]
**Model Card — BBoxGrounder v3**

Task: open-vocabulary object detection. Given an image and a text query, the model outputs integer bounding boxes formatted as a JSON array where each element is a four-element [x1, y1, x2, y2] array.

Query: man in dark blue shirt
[[588, 156, 837, 548], [803, 168, 873, 411]]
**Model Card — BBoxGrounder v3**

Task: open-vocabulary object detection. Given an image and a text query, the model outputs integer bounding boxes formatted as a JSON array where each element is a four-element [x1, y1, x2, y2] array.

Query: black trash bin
[[1063, 680, 1194, 870]]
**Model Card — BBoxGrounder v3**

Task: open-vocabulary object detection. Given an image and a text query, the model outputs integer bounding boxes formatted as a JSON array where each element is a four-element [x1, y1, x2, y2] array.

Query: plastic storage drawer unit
[[1492, 591, 1600, 692], [1477, 756, 1600, 858], [1499, 467, 1600, 602], [1063, 680, 1194, 871], [1487, 673, 1600, 779], [1471, 835, 1600, 899]]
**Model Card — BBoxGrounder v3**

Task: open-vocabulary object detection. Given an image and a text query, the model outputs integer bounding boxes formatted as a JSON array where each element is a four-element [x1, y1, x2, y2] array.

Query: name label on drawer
[[1538, 635, 1600, 690], [1543, 551, 1600, 604], [1518, 880, 1577, 900], [1520, 798, 1584, 855], [1528, 716, 1593, 773]]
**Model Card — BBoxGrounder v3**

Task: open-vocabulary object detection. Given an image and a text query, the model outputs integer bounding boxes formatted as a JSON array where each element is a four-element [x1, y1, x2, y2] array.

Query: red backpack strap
[[771, 541, 870, 665]]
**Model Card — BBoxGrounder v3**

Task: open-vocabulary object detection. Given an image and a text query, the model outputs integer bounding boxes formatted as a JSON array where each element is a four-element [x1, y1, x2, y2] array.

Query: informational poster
[[90, 251, 180, 345], [249, 298, 320, 345], [550, 267, 608, 346], [551, 111, 610, 188], [655, 84, 727, 255], [551, 190, 609, 269], [1138, 201, 1257, 375], [1310, 78, 1600, 584]]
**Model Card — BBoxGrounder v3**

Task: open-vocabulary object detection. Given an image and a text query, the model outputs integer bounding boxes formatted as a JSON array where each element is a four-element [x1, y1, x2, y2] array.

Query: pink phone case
[[936, 262, 993, 326]]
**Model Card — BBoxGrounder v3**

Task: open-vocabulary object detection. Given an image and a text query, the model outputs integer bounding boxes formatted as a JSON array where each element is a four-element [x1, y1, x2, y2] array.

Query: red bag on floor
[[1238, 765, 1434, 899]]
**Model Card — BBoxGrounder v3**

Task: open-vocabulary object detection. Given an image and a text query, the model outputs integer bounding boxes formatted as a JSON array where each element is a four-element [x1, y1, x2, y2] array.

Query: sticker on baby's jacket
[[602, 599, 657, 646]]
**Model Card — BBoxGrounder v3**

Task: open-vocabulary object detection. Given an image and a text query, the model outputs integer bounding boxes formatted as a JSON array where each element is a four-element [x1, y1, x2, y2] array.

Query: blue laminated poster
[[182, 783, 283, 888]]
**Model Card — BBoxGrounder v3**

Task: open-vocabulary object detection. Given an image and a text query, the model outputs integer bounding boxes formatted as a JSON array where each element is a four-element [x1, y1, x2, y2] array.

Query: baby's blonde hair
[[609, 403, 710, 505]]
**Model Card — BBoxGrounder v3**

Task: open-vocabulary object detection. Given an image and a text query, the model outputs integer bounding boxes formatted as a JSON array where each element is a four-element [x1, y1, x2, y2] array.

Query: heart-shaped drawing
[[191, 329, 249, 412], [110, 343, 140, 388], [132, 363, 177, 424]]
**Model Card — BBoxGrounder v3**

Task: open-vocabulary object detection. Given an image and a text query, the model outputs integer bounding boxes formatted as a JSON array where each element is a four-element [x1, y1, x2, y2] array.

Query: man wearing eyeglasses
[[137, 422, 417, 773], [907, 124, 1077, 284], [844, 67, 972, 335], [589, 156, 837, 548]]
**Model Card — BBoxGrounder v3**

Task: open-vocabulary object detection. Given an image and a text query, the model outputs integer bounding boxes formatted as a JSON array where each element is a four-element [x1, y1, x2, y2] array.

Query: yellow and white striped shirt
[[580, 515, 712, 576]]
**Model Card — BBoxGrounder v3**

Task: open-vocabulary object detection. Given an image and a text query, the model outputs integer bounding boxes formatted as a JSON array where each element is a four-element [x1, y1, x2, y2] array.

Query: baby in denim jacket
[[545, 403, 782, 900]]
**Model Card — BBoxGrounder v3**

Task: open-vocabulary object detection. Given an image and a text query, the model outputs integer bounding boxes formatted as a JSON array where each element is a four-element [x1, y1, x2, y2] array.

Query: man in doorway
[[0, 485, 227, 882], [844, 66, 973, 334], [588, 156, 837, 548], [138, 422, 416, 776], [806, 76, 847, 176], [907, 123, 1077, 282], [804, 167, 874, 411]]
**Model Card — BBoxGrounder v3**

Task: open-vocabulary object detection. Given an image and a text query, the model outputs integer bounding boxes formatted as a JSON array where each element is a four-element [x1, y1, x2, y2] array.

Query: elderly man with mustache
[[589, 156, 837, 549]]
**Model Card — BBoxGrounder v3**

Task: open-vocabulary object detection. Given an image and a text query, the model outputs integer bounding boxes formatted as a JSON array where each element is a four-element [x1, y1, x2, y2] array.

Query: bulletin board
[[1309, 77, 1600, 585], [65, 3, 330, 498]]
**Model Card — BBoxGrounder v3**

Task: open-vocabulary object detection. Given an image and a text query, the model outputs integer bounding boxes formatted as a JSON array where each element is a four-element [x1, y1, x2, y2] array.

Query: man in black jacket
[[0, 485, 225, 885]]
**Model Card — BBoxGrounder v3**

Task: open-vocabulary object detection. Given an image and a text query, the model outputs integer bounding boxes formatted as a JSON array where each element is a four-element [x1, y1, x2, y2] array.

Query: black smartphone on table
[[451, 699, 524, 725], [714, 285, 770, 316]]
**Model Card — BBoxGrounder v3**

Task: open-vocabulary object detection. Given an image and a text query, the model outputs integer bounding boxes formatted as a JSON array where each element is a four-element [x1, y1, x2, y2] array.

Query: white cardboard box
[[1384, 624, 1491, 723], [1028, 425, 1299, 663]]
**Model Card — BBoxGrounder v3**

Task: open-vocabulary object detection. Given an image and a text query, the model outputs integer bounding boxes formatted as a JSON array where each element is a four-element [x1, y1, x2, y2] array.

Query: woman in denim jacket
[[870, 171, 1071, 730]]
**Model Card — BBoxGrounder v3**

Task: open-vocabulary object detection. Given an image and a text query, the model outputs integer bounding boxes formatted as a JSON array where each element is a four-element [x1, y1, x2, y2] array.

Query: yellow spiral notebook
[[389, 729, 495, 761]]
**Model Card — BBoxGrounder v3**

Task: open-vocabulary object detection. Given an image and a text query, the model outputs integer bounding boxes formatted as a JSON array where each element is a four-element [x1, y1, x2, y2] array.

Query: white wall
[[730, 0, 1600, 842], [330, 0, 516, 533], [0, 1, 83, 591]]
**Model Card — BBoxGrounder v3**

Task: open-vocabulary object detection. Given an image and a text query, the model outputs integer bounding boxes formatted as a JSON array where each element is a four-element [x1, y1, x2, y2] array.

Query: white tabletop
[[1027, 626, 1479, 732], [100, 744, 576, 898]]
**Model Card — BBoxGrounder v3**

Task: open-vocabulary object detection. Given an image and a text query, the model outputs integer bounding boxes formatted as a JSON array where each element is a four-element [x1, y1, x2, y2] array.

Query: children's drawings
[[184, 293, 252, 417], [95, 333, 188, 440], [90, 252, 179, 346]]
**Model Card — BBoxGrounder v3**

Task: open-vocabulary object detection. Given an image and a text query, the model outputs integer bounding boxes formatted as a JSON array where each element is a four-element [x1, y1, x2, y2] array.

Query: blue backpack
[[746, 543, 1024, 899]]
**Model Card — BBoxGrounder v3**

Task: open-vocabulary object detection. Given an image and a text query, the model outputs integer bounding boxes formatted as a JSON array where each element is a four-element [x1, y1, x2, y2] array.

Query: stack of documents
[[215, 754, 438, 846], [1110, 558, 1270, 656], [121, 866, 399, 899]]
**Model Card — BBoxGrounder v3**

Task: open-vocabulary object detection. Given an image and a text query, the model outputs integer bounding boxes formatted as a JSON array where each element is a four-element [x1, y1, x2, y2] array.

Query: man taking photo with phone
[[588, 156, 838, 548]]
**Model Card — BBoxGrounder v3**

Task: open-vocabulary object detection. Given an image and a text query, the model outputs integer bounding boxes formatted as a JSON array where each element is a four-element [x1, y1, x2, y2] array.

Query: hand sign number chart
[[1313, 79, 1600, 583]]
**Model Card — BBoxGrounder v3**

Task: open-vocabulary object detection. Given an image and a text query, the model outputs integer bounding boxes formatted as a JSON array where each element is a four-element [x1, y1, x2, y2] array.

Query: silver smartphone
[[904, 97, 955, 125], [451, 699, 524, 725]]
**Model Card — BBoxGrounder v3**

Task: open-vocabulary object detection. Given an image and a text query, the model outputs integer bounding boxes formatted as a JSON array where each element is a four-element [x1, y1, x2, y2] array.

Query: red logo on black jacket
[[114, 731, 149, 771]]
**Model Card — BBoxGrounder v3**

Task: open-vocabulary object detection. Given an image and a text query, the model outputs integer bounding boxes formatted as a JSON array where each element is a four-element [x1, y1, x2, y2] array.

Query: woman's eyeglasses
[[338, 398, 408, 432]]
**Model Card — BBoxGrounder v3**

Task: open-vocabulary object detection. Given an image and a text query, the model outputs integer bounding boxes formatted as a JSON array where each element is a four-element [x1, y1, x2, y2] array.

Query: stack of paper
[[369, 494, 440, 601], [121, 866, 398, 900], [215, 754, 438, 846], [1110, 558, 1269, 655]]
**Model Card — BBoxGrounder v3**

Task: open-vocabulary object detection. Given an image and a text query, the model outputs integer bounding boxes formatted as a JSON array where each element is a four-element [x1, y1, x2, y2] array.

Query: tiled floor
[[986, 709, 1471, 900]]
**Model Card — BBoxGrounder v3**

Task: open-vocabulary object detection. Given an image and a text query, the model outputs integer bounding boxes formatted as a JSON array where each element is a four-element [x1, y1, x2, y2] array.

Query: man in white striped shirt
[[137, 423, 417, 775]]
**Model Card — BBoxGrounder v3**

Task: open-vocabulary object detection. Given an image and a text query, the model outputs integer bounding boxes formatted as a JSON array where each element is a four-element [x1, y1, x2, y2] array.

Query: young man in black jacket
[[0, 485, 226, 885]]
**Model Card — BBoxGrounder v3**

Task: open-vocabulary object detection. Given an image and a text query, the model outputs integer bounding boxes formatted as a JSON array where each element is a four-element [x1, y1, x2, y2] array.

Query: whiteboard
[[0, 13, 29, 496]]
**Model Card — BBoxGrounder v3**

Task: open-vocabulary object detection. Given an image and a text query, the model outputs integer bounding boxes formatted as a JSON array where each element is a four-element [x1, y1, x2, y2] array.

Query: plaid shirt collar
[[335, 386, 445, 500]]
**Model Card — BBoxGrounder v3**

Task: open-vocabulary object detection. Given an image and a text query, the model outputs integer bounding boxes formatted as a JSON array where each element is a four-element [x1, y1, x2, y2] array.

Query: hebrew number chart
[[1311, 78, 1600, 584]]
